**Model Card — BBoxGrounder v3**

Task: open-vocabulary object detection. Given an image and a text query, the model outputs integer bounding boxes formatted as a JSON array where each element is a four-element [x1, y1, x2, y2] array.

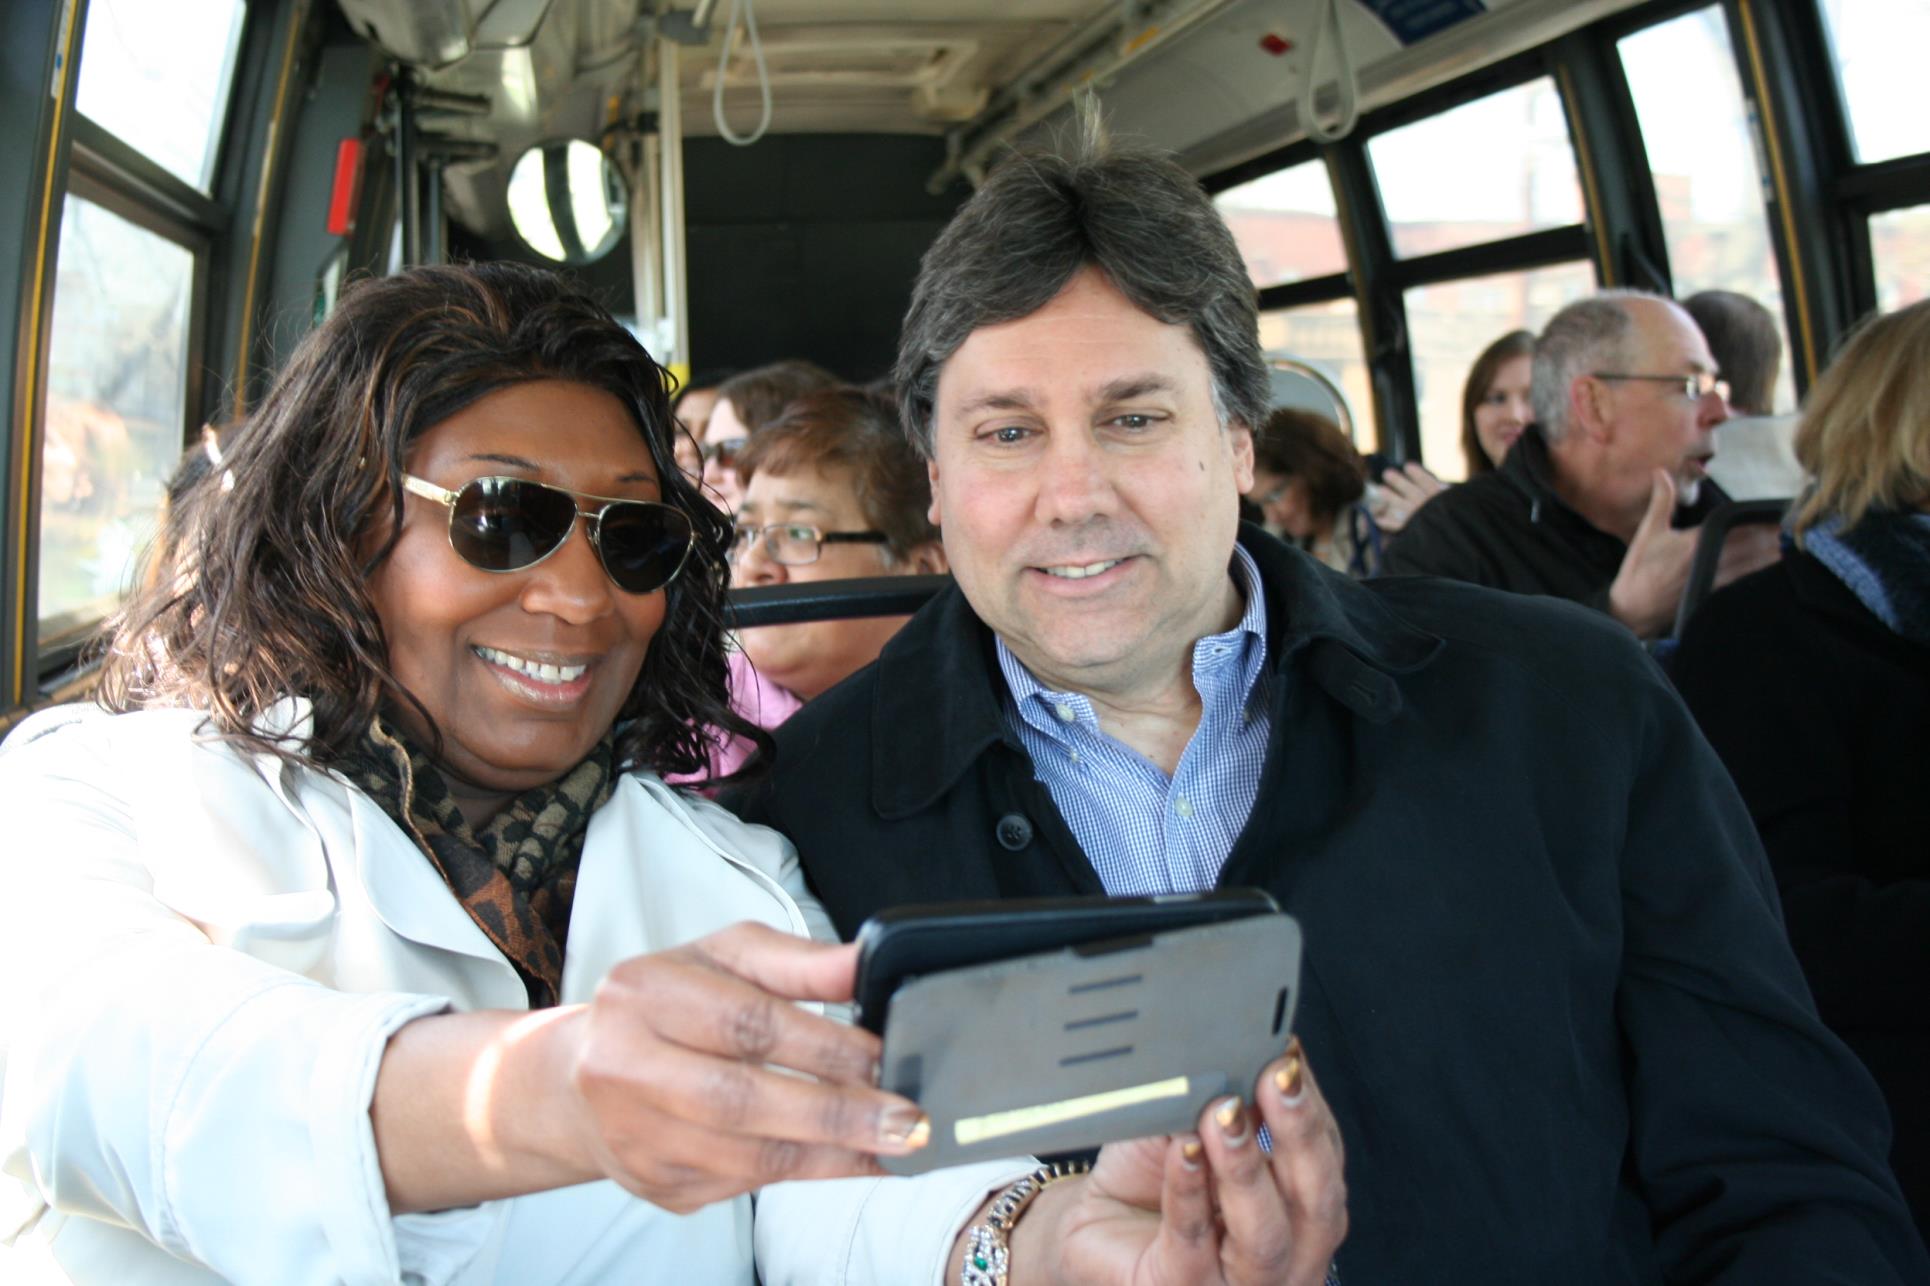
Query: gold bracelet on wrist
[[960, 1159, 1091, 1286]]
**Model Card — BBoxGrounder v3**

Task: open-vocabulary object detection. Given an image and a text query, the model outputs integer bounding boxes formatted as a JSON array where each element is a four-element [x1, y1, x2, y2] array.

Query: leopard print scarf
[[343, 717, 618, 1008]]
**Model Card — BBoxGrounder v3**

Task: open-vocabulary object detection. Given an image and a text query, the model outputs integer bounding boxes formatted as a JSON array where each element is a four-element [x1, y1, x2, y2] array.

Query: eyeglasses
[[702, 436, 748, 468], [728, 521, 889, 566], [402, 474, 696, 595], [1255, 480, 1294, 507], [1593, 371, 1731, 403]]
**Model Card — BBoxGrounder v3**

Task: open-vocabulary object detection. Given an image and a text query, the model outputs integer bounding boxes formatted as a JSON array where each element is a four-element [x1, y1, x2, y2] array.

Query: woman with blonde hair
[[1673, 297, 1930, 1231]]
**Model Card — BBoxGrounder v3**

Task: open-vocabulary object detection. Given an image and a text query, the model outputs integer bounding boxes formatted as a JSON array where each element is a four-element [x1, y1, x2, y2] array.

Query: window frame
[[1793, 0, 1930, 319], [1205, 50, 1598, 469], [32, 172, 213, 677], [11, 0, 247, 696]]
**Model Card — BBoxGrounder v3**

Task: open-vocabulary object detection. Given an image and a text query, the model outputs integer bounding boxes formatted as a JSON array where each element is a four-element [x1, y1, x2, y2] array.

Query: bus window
[[1214, 160, 1347, 288], [1619, 7, 1794, 415], [1366, 78, 1584, 261], [1871, 206, 1930, 311], [1259, 300, 1372, 447], [1818, 0, 1930, 166], [37, 194, 194, 652], [73, 0, 247, 192], [1404, 262, 1595, 481]]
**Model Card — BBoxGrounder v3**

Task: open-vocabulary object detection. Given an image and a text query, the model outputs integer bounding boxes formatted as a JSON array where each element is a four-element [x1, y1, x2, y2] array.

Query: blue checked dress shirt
[[995, 546, 1272, 897], [996, 549, 1337, 1283]]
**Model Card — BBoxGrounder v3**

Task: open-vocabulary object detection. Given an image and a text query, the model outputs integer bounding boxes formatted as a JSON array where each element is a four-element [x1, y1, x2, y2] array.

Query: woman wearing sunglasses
[[0, 263, 1342, 1285]]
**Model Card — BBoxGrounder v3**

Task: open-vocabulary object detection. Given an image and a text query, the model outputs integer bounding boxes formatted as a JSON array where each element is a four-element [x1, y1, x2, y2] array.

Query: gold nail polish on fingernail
[[1181, 1139, 1204, 1163], [881, 1107, 931, 1148], [1274, 1050, 1304, 1101], [1214, 1098, 1247, 1142]]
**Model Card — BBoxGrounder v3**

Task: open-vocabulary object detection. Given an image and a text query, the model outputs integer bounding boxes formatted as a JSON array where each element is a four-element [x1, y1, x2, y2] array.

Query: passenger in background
[[702, 359, 838, 512], [1461, 329, 1535, 475], [1384, 291, 1780, 637], [1672, 298, 1930, 1230], [695, 386, 947, 781], [1351, 330, 1534, 536], [670, 371, 731, 483], [1685, 289, 1806, 500], [1246, 407, 1383, 576]]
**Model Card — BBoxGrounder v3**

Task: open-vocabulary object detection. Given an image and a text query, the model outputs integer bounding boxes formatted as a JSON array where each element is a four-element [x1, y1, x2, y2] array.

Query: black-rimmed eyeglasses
[[1593, 371, 1731, 403], [728, 521, 889, 566], [402, 474, 696, 595]]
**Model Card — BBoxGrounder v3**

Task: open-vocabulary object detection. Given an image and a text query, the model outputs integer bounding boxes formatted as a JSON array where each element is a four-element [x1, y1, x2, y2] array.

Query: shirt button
[[1068, 750, 1081, 765], [1054, 702, 1076, 723], [1174, 796, 1194, 820]]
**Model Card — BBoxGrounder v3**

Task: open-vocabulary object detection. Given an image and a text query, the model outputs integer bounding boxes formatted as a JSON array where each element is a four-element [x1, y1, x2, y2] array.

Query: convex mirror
[[506, 139, 626, 264]]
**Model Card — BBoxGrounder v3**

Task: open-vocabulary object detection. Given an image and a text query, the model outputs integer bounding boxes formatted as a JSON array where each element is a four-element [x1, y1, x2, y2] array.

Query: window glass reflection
[[1621, 7, 1795, 414], [1818, 0, 1930, 165], [1258, 298, 1373, 447], [75, 0, 247, 190], [1404, 262, 1597, 481], [1368, 77, 1584, 260], [37, 196, 193, 649], [1215, 161, 1348, 288]]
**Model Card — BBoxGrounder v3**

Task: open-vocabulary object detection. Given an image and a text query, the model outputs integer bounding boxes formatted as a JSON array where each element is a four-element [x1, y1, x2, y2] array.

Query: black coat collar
[[869, 526, 1442, 818], [1502, 424, 1728, 533]]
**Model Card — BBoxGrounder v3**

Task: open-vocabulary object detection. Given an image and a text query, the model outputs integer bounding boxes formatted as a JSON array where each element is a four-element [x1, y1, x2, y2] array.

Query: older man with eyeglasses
[[1386, 290, 1781, 637]]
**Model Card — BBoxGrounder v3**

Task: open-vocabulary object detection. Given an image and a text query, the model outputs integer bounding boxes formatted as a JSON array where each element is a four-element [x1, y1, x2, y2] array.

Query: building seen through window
[[1621, 7, 1795, 414]]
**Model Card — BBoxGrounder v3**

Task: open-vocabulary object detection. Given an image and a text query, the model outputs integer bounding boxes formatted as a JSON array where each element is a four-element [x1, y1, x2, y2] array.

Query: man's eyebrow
[[953, 388, 1040, 417], [1093, 374, 1180, 403]]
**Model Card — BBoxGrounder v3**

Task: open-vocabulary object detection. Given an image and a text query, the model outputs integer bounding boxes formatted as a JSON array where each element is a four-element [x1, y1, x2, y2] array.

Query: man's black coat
[[728, 527, 1925, 1283], [1383, 425, 1727, 614]]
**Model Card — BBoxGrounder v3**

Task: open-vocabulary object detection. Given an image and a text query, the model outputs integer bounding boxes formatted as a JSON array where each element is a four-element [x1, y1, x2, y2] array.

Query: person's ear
[[926, 457, 944, 527], [1571, 376, 1614, 443], [905, 539, 948, 575], [1229, 420, 1255, 494]]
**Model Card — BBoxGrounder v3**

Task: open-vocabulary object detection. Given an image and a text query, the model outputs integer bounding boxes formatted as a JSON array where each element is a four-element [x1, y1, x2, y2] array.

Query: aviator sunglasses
[[402, 474, 697, 595]]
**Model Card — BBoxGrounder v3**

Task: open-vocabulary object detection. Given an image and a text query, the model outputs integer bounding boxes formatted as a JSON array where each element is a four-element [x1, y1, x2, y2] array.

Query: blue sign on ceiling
[[1358, 0, 1489, 46]]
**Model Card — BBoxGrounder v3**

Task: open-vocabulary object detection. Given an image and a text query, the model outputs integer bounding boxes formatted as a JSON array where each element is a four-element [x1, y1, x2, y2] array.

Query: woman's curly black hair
[[97, 261, 767, 779]]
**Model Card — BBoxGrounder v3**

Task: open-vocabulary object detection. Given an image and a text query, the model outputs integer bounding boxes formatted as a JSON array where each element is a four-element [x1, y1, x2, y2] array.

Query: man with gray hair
[[1386, 290, 1778, 636], [729, 137, 1924, 1282]]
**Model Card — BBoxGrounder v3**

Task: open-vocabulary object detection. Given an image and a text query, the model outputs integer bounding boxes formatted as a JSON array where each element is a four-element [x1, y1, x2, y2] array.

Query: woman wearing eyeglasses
[[725, 385, 946, 736], [0, 265, 1342, 1283]]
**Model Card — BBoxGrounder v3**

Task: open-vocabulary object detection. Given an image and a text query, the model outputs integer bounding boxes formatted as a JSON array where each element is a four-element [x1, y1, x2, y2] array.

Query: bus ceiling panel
[[673, 1, 1117, 138], [1162, 0, 1649, 180], [374, 0, 1137, 239]]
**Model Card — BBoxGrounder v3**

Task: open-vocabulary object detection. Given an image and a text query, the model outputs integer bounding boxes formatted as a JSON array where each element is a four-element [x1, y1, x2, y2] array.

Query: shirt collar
[[868, 527, 1443, 820]]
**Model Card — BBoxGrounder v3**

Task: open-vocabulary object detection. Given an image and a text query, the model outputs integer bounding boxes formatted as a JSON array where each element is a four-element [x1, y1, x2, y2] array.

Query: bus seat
[[727, 575, 952, 631], [1671, 498, 1791, 640]]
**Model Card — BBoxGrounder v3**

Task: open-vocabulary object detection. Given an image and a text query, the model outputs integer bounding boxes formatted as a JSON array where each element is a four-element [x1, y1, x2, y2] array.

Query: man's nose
[[1697, 388, 1730, 428], [1033, 432, 1114, 523]]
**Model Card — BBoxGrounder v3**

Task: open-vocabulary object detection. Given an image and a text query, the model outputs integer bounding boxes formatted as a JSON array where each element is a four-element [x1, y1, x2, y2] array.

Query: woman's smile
[[472, 644, 599, 706]]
